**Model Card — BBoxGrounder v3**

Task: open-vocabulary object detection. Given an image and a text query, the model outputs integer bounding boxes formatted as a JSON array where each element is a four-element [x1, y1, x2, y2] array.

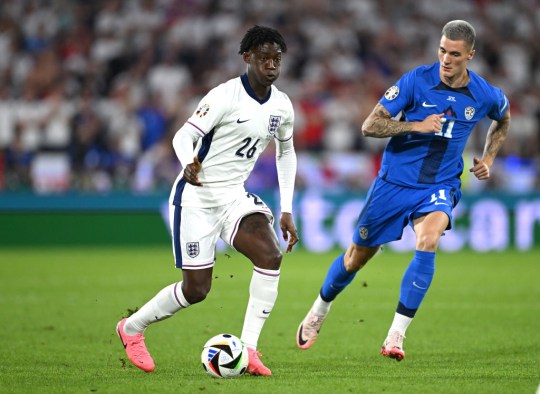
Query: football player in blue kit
[[296, 20, 511, 361]]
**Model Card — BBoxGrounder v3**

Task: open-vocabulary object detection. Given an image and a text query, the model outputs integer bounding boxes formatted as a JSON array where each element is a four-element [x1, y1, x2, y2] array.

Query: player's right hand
[[417, 113, 444, 133], [183, 156, 202, 186], [279, 212, 299, 253]]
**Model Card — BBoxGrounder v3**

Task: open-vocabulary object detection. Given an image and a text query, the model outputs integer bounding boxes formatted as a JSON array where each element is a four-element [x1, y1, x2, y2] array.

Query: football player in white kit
[[116, 26, 298, 376]]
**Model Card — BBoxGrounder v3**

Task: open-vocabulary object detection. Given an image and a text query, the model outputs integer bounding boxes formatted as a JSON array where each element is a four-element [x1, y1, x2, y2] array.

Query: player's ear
[[468, 49, 475, 60], [242, 51, 251, 64]]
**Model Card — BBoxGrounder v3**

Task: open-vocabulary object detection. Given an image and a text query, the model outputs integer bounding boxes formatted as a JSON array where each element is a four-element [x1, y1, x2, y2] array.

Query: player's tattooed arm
[[362, 103, 444, 137], [361, 103, 417, 138], [469, 109, 510, 180], [481, 109, 511, 167]]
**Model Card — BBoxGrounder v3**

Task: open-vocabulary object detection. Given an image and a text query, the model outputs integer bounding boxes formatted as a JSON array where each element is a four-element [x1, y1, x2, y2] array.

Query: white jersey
[[170, 74, 294, 208]]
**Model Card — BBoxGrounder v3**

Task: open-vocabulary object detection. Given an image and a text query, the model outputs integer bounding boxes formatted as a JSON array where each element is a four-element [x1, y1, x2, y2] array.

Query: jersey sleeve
[[274, 95, 294, 142], [487, 87, 509, 121], [379, 69, 416, 117], [186, 85, 228, 135]]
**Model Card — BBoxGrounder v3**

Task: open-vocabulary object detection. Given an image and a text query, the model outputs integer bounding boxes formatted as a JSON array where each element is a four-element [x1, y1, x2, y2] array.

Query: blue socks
[[320, 253, 357, 302], [397, 250, 435, 317], [319, 250, 435, 316]]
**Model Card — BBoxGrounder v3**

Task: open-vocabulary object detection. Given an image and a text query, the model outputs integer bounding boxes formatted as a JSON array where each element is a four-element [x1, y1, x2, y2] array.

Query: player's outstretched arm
[[279, 212, 298, 253], [469, 109, 511, 180], [275, 134, 297, 252], [362, 103, 444, 138]]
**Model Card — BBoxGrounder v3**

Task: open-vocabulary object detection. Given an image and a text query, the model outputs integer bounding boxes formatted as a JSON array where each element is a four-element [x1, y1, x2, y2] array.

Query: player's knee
[[183, 283, 211, 304], [344, 255, 365, 272], [416, 233, 440, 252], [344, 245, 376, 271], [255, 250, 282, 270]]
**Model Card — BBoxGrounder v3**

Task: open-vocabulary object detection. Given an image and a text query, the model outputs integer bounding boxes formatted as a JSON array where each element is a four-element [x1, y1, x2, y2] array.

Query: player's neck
[[441, 70, 470, 88], [246, 73, 271, 100]]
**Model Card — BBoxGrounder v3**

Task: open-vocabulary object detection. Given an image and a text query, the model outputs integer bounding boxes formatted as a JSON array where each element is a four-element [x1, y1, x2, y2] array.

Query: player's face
[[438, 36, 474, 84], [244, 43, 282, 87]]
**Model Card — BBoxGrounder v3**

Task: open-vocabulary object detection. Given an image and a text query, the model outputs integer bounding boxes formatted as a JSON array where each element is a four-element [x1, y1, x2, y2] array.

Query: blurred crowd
[[0, 0, 539, 195]]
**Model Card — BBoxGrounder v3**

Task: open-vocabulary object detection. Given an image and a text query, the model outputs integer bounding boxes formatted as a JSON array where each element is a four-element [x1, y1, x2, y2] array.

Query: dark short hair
[[442, 20, 476, 50], [239, 25, 287, 54]]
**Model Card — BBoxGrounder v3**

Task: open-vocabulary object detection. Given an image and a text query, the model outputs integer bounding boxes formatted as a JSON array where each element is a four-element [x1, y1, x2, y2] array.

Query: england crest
[[186, 242, 200, 257], [268, 115, 281, 136]]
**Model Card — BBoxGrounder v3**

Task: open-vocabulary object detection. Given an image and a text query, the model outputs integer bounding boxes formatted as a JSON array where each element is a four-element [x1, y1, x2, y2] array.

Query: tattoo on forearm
[[483, 117, 510, 162], [363, 104, 414, 138]]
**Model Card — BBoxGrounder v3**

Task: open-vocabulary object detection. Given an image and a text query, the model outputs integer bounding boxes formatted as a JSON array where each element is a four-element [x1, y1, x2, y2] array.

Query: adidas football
[[201, 333, 248, 378]]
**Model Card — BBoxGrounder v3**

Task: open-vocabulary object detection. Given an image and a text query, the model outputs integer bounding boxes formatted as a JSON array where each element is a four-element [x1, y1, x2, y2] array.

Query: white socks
[[124, 282, 190, 335], [388, 312, 413, 335], [241, 267, 280, 349], [312, 294, 332, 316]]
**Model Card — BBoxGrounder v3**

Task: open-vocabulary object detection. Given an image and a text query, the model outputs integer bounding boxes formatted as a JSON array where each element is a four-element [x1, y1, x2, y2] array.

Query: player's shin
[[320, 253, 357, 304], [124, 282, 190, 335], [241, 267, 279, 349], [395, 250, 436, 329]]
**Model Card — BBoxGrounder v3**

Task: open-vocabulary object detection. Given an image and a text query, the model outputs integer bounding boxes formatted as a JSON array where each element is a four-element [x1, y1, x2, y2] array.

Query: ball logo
[[384, 86, 399, 101], [196, 104, 210, 117], [464, 106, 475, 120], [206, 348, 218, 362], [359, 227, 368, 240]]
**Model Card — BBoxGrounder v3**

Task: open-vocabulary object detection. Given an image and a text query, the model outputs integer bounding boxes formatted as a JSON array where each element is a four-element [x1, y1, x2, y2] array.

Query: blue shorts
[[352, 177, 461, 247]]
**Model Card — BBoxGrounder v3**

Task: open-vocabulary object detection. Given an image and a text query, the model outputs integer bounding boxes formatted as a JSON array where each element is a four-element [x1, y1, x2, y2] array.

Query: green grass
[[0, 247, 539, 393]]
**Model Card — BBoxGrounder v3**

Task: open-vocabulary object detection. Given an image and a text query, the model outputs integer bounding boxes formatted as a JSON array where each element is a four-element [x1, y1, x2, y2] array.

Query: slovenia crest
[[464, 106, 475, 120], [359, 227, 369, 240]]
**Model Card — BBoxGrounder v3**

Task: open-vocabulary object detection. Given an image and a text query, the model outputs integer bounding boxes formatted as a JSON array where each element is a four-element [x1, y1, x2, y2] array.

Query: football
[[201, 333, 249, 378]]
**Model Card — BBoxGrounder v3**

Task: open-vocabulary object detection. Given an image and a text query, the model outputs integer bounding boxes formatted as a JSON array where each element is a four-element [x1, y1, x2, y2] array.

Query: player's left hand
[[183, 156, 202, 186], [469, 157, 490, 180], [279, 212, 299, 253]]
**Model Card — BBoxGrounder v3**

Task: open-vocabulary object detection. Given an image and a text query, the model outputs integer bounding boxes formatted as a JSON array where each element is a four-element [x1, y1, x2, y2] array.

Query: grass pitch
[[0, 246, 538, 393]]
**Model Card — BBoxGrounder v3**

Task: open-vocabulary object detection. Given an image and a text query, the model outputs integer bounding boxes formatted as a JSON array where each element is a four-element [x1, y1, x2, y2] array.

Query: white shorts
[[169, 192, 274, 270]]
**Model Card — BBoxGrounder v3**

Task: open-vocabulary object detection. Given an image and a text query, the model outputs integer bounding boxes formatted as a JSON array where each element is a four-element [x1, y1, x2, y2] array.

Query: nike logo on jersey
[[500, 96, 509, 114], [434, 202, 448, 206], [422, 102, 437, 108], [262, 310, 271, 314], [237, 118, 250, 123], [412, 281, 428, 290]]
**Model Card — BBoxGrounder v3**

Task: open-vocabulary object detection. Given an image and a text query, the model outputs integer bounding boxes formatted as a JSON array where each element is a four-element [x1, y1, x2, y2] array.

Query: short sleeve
[[488, 88, 509, 121], [274, 95, 294, 142], [186, 85, 227, 134], [379, 69, 416, 118]]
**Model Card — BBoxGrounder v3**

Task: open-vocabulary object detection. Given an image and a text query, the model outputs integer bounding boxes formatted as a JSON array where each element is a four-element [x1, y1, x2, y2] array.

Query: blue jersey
[[378, 62, 509, 188]]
